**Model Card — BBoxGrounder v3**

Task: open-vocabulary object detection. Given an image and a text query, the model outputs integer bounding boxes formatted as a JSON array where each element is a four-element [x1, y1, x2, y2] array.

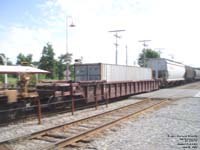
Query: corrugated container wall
[[74, 63, 152, 82]]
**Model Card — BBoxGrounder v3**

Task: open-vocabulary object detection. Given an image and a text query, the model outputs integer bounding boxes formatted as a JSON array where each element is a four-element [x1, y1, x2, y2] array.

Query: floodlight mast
[[109, 30, 125, 64], [65, 16, 75, 80]]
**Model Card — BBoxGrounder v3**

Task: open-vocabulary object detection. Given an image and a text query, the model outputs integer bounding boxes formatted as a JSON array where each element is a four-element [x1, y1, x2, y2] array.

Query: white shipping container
[[74, 63, 152, 82], [146, 58, 185, 81]]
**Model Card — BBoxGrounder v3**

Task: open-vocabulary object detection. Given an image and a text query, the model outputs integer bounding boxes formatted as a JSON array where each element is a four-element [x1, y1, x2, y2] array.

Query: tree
[[39, 43, 56, 79], [55, 54, 74, 80], [0, 54, 12, 83], [138, 49, 160, 67], [16, 53, 33, 65], [56, 54, 66, 80], [0, 53, 6, 65], [0, 53, 12, 65], [69, 64, 74, 80]]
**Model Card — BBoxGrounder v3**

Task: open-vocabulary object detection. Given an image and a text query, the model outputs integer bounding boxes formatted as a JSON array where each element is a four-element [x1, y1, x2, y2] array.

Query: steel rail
[[46, 99, 167, 150], [0, 99, 168, 150], [0, 99, 149, 144]]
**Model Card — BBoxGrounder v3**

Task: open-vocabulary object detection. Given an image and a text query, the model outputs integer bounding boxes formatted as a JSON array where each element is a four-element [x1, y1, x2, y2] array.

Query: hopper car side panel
[[166, 61, 185, 81], [185, 66, 195, 81], [194, 69, 200, 80], [147, 58, 185, 83]]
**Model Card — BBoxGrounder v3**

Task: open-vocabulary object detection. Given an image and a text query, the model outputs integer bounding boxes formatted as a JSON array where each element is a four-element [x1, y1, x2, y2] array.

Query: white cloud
[[1, 0, 200, 67]]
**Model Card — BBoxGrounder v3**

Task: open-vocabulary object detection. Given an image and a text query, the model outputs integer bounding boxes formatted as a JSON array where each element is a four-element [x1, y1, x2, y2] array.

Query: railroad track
[[0, 99, 168, 150]]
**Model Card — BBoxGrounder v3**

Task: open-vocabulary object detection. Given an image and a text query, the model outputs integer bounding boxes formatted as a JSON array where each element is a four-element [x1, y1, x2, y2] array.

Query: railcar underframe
[[0, 80, 160, 124]]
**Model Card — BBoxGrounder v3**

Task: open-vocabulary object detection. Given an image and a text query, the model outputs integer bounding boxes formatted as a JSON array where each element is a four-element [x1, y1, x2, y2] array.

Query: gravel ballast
[[81, 97, 200, 150], [0, 99, 142, 141], [0, 87, 199, 150]]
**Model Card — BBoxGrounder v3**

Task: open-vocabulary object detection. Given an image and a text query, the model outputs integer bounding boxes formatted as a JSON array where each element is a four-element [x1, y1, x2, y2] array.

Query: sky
[[0, 0, 200, 67]]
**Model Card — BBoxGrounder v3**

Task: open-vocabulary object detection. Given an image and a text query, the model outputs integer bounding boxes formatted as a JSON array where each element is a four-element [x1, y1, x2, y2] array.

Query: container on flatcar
[[146, 58, 185, 82], [74, 63, 152, 82]]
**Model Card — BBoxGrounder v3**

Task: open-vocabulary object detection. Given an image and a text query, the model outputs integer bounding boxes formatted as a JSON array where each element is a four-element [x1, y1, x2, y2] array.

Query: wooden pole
[[70, 83, 75, 115], [36, 97, 42, 124]]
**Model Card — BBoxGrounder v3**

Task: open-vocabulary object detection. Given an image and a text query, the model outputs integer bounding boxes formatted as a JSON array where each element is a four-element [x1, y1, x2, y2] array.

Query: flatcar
[[38, 63, 159, 104]]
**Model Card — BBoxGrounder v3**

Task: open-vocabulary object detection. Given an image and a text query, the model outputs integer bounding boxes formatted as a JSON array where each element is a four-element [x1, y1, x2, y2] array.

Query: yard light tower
[[66, 16, 75, 80]]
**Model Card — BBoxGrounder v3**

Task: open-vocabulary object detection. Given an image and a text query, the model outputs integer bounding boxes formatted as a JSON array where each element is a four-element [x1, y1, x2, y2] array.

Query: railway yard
[[2, 1, 200, 149], [0, 81, 199, 150]]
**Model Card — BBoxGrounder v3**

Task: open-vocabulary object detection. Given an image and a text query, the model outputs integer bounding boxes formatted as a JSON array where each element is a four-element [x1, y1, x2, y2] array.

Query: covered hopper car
[[146, 58, 200, 86], [146, 58, 186, 86], [194, 69, 200, 80], [185, 66, 195, 81]]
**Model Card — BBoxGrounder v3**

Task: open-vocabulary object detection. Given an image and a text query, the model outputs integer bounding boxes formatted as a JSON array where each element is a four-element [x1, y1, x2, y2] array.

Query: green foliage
[[37, 74, 47, 81], [55, 54, 74, 80], [0, 76, 17, 88], [0, 75, 3, 83], [39, 43, 56, 79], [138, 49, 160, 67], [7, 76, 18, 87], [16, 53, 33, 65], [1, 43, 75, 82], [55, 54, 65, 80], [0, 53, 12, 65], [69, 64, 74, 80], [0, 53, 5, 65]]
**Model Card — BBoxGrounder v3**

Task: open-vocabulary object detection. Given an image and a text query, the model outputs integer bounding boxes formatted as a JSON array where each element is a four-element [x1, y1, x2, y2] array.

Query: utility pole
[[109, 30, 125, 64], [139, 40, 151, 67], [65, 16, 75, 80], [138, 40, 151, 49]]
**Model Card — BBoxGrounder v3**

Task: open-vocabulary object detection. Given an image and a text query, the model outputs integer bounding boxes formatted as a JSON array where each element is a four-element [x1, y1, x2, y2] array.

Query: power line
[[138, 40, 151, 49], [109, 30, 125, 64]]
